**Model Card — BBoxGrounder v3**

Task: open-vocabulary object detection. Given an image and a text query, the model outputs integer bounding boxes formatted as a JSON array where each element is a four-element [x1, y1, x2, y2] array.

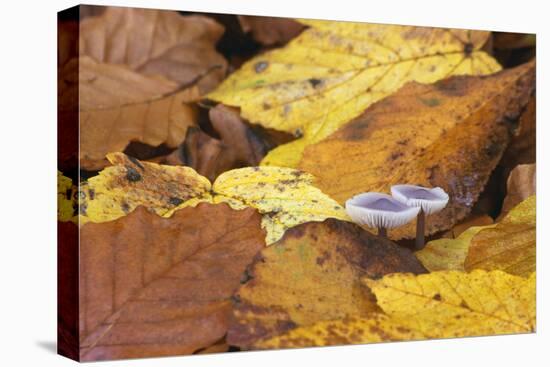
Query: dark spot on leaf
[[432, 293, 442, 301], [125, 166, 142, 182], [169, 197, 184, 206], [308, 78, 323, 88], [389, 152, 404, 161], [463, 42, 474, 56], [121, 202, 130, 213], [263, 102, 271, 110], [88, 188, 95, 200], [419, 97, 441, 107], [254, 61, 269, 73]]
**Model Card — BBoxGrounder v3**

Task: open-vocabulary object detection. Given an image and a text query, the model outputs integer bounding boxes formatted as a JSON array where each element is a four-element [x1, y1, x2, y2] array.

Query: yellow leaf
[[80, 153, 348, 244], [465, 196, 536, 277], [417, 196, 535, 277], [416, 225, 496, 272], [254, 315, 424, 349], [300, 61, 535, 239], [227, 219, 426, 348], [255, 270, 535, 349], [57, 171, 76, 222], [364, 270, 535, 338], [207, 19, 501, 168]]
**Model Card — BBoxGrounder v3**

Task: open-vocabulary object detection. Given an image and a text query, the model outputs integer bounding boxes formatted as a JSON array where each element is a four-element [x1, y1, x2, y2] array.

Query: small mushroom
[[345, 192, 420, 238], [391, 184, 449, 249]]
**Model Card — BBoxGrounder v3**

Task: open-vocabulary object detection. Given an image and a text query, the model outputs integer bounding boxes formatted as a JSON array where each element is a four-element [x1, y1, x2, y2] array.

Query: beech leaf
[[80, 153, 349, 244], [300, 61, 535, 239], [79, 204, 264, 361], [207, 19, 501, 167], [227, 219, 426, 348], [255, 270, 535, 349], [417, 196, 535, 277], [65, 7, 227, 169]]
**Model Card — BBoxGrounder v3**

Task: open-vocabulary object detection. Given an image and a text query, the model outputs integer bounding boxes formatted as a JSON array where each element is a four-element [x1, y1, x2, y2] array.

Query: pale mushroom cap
[[345, 192, 421, 229], [391, 185, 449, 215]]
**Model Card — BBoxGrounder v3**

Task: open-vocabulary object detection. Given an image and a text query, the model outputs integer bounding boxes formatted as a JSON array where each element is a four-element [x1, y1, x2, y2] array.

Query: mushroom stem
[[415, 209, 425, 249], [378, 227, 387, 238]]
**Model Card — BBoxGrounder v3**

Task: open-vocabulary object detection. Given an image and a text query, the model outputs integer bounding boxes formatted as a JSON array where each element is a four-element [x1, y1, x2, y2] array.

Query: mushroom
[[345, 192, 420, 237], [391, 184, 449, 249]]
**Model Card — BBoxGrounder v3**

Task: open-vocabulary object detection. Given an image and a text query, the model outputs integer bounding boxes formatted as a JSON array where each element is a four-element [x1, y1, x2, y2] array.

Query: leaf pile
[[57, 8, 537, 361]]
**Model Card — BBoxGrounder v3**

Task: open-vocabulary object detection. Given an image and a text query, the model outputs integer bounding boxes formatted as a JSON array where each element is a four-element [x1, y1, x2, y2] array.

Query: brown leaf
[[79, 204, 264, 361], [176, 104, 271, 181], [76, 56, 200, 170], [500, 164, 536, 217], [72, 7, 228, 169], [80, 7, 227, 93], [299, 61, 535, 239], [238, 15, 304, 46], [228, 219, 426, 348]]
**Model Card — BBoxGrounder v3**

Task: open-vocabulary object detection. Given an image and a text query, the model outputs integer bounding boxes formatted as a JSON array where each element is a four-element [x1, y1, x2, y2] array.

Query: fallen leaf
[[300, 61, 535, 239], [176, 104, 271, 181], [79, 204, 264, 361], [76, 56, 200, 170], [441, 214, 494, 239], [500, 164, 536, 217], [254, 315, 423, 349], [227, 219, 426, 348], [255, 270, 536, 349], [238, 15, 304, 46], [80, 7, 227, 93], [465, 195, 535, 277], [80, 153, 349, 244], [417, 196, 535, 276], [71, 7, 228, 169], [207, 19, 501, 167], [416, 225, 495, 272], [58, 171, 76, 222]]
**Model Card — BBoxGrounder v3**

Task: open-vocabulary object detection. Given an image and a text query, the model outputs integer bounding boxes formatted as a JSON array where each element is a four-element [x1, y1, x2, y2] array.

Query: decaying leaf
[[80, 153, 349, 244], [417, 196, 535, 277], [176, 104, 271, 181], [255, 270, 535, 349], [58, 171, 76, 222], [238, 15, 305, 46], [79, 204, 264, 361], [80, 7, 227, 93], [254, 314, 423, 349], [500, 164, 536, 217], [70, 7, 228, 169], [300, 61, 535, 239], [465, 195, 535, 277], [208, 19, 501, 167], [227, 219, 426, 348]]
